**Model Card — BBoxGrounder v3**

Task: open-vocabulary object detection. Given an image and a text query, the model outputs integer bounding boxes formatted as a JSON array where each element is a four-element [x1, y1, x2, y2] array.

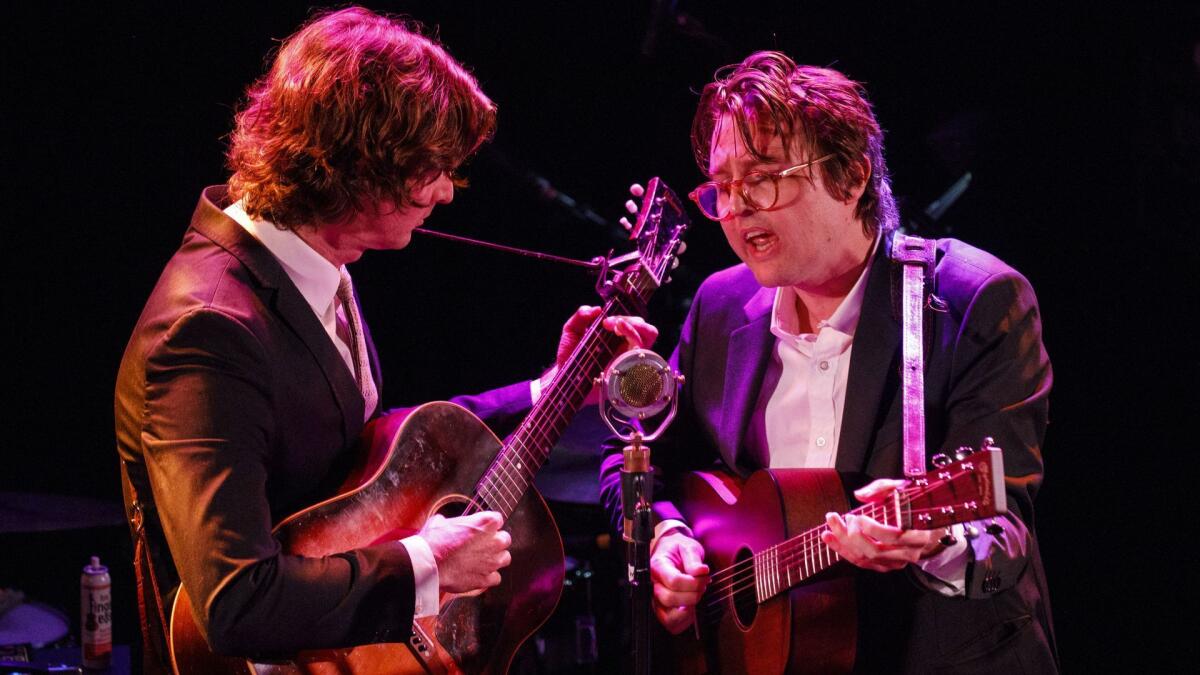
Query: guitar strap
[[890, 234, 938, 479], [120, 460, 172, 673]]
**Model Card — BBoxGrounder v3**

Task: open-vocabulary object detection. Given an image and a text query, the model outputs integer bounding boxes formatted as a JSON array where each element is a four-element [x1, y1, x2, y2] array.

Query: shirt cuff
[[532, 365, 558, 405], [400, 535, 440, 618], [913, 523, 970, 596], [651, 519, 694, 553]]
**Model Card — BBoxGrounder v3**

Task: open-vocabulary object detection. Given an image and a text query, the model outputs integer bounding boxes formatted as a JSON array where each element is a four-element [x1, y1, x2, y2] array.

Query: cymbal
[[0, 600, 69, 649], [0, 492, 125, 533]]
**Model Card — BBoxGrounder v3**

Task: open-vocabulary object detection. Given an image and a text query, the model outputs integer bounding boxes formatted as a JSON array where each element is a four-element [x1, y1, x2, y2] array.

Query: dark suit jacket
[[115, 186, 533, 659], [601, 234, 1058, 673]]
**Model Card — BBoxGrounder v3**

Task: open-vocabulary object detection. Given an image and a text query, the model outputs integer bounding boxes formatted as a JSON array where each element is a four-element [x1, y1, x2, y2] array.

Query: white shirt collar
[[224, 200, 344, 317], [770, 231, 881, 340]]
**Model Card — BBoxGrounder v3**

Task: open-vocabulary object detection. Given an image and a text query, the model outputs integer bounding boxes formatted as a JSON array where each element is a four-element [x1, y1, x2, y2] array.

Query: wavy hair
[[692, 52, 898, 236], [227, 7, 496, 229]]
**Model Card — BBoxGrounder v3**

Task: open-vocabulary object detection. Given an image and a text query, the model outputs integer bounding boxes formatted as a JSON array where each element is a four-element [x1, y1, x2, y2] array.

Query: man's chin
[[746, 263, 785, 289]]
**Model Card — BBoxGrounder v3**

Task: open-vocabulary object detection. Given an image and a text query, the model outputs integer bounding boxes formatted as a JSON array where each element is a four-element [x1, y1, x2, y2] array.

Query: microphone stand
[[599, 348, 682, 675], [621, 432, 653, 675]]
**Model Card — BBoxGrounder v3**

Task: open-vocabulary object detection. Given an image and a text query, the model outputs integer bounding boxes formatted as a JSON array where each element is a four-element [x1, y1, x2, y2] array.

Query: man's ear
[[844, 153, 871, 204]]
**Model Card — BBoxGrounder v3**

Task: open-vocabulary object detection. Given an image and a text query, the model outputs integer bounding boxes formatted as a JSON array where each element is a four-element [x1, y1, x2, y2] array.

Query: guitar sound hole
[[431, 495, 470, 519], [731, 547, 758, 630]]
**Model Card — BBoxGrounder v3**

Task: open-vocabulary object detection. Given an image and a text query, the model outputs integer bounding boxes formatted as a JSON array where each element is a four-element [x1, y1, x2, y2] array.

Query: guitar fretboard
[[472, 277, 651, 519], [751, 495, 903, 602]]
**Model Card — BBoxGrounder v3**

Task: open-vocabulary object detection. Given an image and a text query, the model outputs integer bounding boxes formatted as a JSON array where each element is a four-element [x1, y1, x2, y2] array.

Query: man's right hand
[[650, 531, 710, 634], [419, 511, 512, 595]]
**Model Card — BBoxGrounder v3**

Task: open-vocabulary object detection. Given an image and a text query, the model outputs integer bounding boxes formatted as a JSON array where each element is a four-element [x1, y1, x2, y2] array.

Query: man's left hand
[[542, 305, 658, 402], [820, 478, 945, 573]]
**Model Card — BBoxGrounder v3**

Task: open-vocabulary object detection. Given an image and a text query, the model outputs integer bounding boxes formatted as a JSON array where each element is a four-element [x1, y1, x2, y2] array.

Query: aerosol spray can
[[81, 555, 112, 670]]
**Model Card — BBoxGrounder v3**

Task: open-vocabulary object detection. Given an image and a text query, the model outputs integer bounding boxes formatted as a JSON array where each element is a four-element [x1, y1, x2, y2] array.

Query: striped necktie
[[336, 269, 379, 420]]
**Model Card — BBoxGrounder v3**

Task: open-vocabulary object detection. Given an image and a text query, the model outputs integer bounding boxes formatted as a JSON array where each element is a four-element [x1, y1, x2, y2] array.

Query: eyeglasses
[[688, 154, 834, 221]]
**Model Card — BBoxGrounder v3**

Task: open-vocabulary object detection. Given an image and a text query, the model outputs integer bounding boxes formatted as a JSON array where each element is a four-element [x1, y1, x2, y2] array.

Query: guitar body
[[675, 469, 857, 675], [169, 402, 564, 674]]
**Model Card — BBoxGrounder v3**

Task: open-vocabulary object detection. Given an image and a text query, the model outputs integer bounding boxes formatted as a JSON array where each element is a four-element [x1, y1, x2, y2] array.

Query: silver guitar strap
[[891, 234, 938, 479]]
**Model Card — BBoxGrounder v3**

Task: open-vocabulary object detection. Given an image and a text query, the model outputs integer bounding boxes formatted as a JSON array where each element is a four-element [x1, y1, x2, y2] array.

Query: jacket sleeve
[[142, 307, 416, 657], [935, 266, 1052, 599], [448, 380, 534, 438]]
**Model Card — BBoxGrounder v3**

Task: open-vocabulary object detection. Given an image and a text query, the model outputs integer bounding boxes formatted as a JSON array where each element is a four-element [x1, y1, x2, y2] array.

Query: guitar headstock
[[611, 178, 690, 301], [903, 442, 1008, 530]]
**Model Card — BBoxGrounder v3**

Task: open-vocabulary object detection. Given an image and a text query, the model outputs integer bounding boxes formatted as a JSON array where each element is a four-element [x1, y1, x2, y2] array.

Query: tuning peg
[[964, 524, 980, 539], [931, 453, 952, 468], [939, 528, 957, 546], [625, 199, 639, 214], [619, 217, 633, 231], [629, 183, 645, 198], [985, 519, 1004, 536], [980, 436, 997, 451], [955, 445, 975, 461]]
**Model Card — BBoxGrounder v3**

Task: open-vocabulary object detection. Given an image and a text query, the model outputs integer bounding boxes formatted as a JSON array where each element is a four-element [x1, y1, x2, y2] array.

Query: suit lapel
[[836, 239, 900, 474], [190, 186, 366, 439], [719, 286, 774, 472]]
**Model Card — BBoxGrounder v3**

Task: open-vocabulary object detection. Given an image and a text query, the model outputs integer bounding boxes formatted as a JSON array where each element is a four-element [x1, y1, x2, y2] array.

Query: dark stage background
[[3, 2, 1196, 672]]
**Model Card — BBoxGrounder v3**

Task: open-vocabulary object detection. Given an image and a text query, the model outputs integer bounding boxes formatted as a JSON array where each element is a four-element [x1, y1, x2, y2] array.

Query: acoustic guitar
[[674, 443, 1007, 674], [167, 178, 690, 674]]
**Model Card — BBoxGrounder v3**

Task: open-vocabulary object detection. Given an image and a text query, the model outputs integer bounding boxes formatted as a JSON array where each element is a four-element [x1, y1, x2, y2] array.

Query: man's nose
[[724, 184, 754, 220], [431, 172, 454, 205]]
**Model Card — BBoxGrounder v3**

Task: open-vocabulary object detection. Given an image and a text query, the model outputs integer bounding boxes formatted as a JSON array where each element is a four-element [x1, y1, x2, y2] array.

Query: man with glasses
[[600, 52, 1057, 671]]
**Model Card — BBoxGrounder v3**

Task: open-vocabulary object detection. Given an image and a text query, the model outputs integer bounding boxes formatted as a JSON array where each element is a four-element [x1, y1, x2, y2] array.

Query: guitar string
[[441, 306, 625, 616], [484, 312, 616, 509], [699, 471, 977, 611], [479, 309, 614, 510], [707, 489, 983, 605], [698, 468, 967, 590], [699, 500, 891, 606], [430, 269, 651, 622], [700, 486, 968, 602], [496, 291, 634, 493], [501, 298, 617, 476], [474, 290, 640, 516], [699, 504, 886, 614], [696, 500, 899, 626], [698, 493, 905, 589]]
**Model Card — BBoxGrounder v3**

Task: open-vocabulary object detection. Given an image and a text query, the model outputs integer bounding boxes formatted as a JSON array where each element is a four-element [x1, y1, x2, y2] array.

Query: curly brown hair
[[227, 7, 497, 229], [691, 52, 898, 236]]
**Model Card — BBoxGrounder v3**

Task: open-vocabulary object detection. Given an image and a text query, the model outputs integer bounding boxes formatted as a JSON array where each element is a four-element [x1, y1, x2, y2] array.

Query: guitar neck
[[743, 463, 998, 604], [473, 293, 642, 519], [748, 498, 898, 603]]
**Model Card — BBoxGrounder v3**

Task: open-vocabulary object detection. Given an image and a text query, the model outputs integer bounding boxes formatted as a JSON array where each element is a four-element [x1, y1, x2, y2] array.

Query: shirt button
[[819, 360, 830, 371], [816, 437, 827, 447]]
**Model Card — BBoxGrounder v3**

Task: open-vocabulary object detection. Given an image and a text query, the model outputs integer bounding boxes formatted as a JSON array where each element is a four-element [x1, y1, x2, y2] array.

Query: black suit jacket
[[601, 235, 1058, 672], [115, 186, 533, 658]]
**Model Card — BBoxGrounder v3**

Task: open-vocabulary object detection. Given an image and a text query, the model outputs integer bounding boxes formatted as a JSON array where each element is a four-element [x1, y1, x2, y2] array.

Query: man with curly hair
[[600, 52, 1057, 672], [115, 7, 654, 671]]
